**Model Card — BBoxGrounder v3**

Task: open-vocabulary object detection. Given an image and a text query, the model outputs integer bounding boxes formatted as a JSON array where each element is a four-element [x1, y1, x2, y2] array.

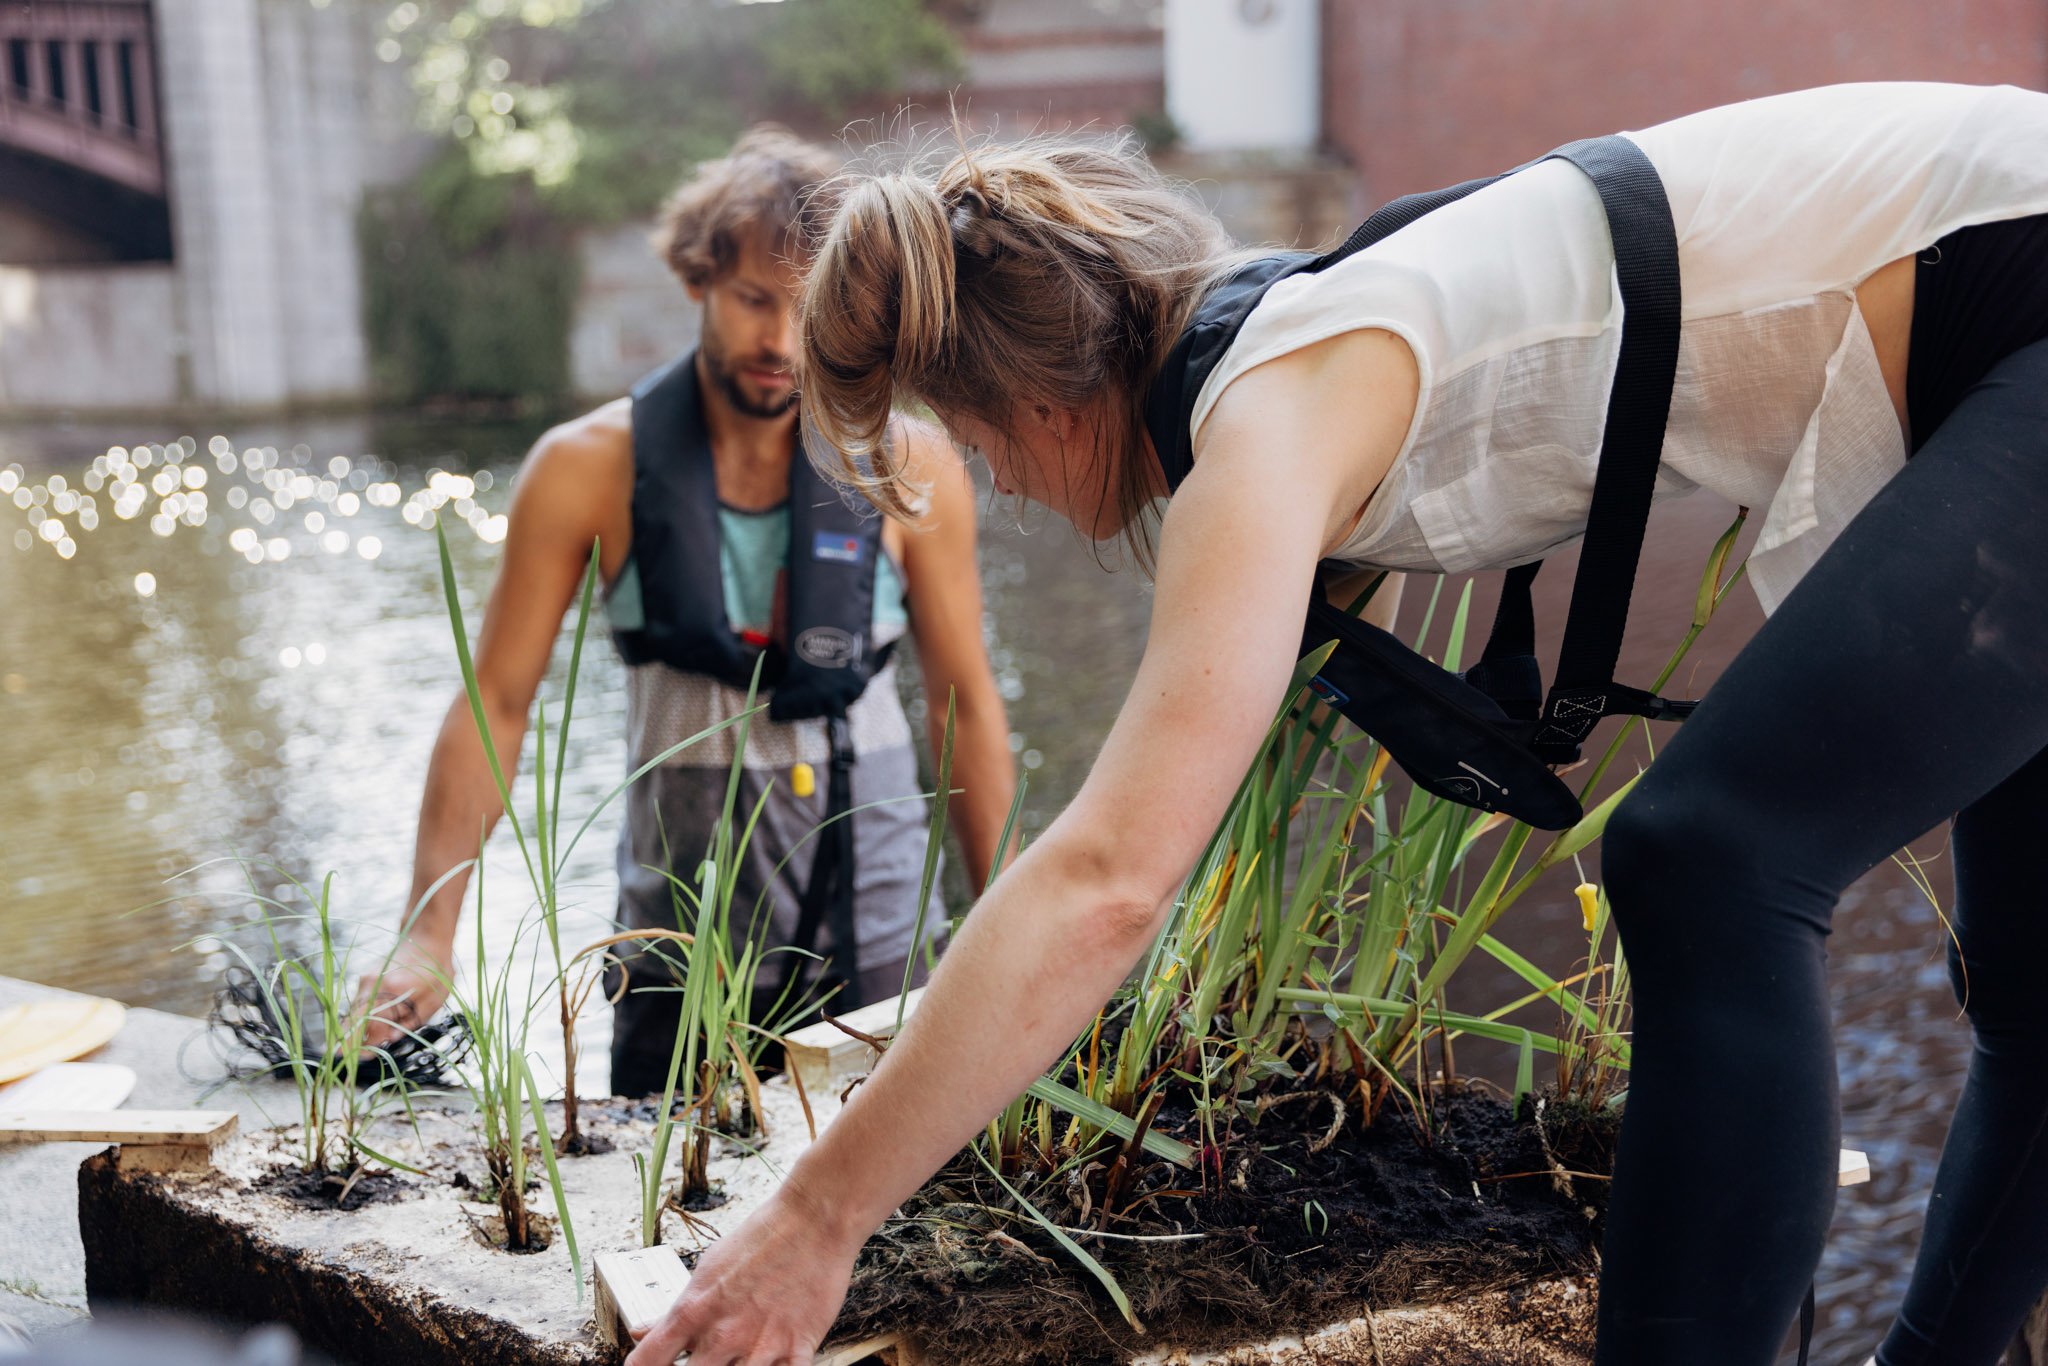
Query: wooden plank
[[0, 1109, 237, 1146], [0, 1062, 136, 1112], [1839, 1147, 1871, 1187], [783, 988, 924, 1096], [592, 1244, 901, 1364]]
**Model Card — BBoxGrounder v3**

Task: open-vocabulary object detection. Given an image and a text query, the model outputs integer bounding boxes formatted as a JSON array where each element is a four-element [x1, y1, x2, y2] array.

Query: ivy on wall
[[360, 151, 579, 405]]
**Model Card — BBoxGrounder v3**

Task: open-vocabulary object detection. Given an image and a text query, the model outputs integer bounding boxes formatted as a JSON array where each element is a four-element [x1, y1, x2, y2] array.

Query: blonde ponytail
[[796, 133, 1241, 563]]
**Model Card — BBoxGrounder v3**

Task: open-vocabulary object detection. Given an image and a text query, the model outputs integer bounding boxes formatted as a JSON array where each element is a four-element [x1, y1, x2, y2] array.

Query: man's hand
[[355, 937, 454, 1050], [625, 1179, 862, 1366]]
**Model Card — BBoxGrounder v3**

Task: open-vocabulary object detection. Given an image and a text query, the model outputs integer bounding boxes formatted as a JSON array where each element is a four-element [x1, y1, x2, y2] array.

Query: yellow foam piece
[[0, 998, 127, 1084]]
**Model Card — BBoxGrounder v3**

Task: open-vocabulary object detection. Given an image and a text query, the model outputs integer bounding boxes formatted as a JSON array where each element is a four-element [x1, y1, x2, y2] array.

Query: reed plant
[[422, 522, 777, 1284], [632, 661, 782, 1240], [199, 861, 440, 1185], [433, 846, 580, 1279], [978, 513, 1750, 1231]]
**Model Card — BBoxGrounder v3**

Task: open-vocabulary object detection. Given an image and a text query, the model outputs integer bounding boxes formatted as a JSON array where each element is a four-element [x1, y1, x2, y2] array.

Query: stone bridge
[[0, 0, 433, 411], [0, 0, 169, 260]]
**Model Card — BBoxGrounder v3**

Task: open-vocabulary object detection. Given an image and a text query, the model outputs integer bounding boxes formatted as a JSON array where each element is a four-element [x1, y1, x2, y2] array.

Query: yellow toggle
[[791, 761, 816, 799], [1575, 882, 1600, 933]]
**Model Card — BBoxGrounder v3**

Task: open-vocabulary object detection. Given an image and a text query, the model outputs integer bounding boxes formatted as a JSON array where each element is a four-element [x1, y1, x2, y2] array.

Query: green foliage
[[360, 151, 581, 404], [370, 0, 962, 224], [197, 863, 429, 1179], [356, 0, 962, 403]]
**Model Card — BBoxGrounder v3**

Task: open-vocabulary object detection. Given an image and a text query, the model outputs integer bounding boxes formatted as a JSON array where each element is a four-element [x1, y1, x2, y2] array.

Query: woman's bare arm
[[625, 328, 1419, 1366]]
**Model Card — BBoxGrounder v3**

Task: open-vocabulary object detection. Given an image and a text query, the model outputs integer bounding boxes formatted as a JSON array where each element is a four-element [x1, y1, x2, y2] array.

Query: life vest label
[[812, 530, 865, 565], [1308, 675, 1349, 708]]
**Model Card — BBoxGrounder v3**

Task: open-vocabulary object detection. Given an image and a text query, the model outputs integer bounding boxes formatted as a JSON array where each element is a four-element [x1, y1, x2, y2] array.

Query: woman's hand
[[625, 1178, 864, 1366]]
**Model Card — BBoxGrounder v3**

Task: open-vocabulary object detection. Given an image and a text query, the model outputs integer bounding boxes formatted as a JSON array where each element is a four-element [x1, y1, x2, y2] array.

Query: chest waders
[[617, 351, 892, 1011]]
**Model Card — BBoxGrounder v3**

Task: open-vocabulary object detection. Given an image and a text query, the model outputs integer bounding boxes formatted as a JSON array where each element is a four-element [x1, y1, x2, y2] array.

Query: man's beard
[[703, 332, 797, 420]]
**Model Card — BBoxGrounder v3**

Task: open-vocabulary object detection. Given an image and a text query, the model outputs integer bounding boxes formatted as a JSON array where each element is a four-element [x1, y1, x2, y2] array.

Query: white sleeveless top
[[1190, 82, 2048, 612]]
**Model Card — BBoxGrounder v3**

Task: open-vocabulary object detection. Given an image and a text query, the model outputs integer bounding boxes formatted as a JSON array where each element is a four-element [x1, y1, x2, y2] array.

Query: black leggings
[[1595, 220, 2048, 1366]]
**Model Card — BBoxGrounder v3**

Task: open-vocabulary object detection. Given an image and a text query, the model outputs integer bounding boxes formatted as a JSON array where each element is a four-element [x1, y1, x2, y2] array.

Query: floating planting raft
[[70, 995, 1644, 1366]]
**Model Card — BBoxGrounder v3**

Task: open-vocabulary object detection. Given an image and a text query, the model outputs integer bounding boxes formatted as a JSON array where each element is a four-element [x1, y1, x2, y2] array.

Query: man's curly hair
[[653, 125, 843, 287]]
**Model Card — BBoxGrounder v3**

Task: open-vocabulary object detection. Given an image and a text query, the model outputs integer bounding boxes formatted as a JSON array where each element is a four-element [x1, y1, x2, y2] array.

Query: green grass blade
[[551, 541, 600, 872], [1024, 1076, 1194, 1167], [435, 522, 540, 894], [1513, 1029, 1534, 1109], [1477, 934, 1603, 1035], [902, 689, 956, 1026], [985, 774, 1030, 894], [521, 1052, 583, 1302]]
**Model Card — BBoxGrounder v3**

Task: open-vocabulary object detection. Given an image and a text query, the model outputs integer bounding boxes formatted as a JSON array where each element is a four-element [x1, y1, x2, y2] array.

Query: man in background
[[360, 127, 1014, 1094]]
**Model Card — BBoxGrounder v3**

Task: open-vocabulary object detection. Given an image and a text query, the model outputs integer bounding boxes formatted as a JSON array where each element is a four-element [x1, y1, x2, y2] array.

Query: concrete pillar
[[152, 0, 292, 406], [258, 0, 374, 402], [1164, 0, 1319, 154]]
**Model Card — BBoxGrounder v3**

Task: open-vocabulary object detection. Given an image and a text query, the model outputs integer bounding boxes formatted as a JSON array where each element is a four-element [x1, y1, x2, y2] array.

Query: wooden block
[[594, 1246, 689, 1350], [115, 1142, 221, 1174], [1839, 1147, 1871, 1187], [0, 1109, 237, 1146], [783, 988, 924, 1096], [592, 1245, 900, 1364]]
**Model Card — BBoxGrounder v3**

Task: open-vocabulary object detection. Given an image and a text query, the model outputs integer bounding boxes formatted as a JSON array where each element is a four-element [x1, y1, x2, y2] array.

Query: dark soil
[[675, 1185, 730, 1213], [559, 1128, 616, 1157], [254, 1165, 415, 1213], [834, 1084, 1618, 1366], [467, 1210, 555, 1254]]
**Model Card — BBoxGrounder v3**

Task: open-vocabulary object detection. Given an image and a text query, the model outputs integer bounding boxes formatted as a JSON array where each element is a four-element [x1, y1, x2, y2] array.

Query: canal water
[[0, 412, 1970, 1362]]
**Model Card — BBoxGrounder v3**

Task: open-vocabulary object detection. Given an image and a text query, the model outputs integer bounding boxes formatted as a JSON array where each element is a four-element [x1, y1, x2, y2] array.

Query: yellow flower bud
[[791, 761, 816, 799], [1575, 882, 1600, 933]]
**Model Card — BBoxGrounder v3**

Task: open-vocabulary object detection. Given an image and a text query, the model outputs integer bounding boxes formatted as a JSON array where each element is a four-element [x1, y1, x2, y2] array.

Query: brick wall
[[1320, 0, 2048, 200]]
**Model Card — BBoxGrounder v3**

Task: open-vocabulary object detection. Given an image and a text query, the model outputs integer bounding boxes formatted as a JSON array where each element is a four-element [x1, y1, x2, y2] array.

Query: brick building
[[1320, 0, 2048, 200]]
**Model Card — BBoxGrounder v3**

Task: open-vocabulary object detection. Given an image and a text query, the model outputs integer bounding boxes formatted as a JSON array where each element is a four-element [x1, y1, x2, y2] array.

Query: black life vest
[[615, 350, 891, 722], [1143, 135, 1694, 831]]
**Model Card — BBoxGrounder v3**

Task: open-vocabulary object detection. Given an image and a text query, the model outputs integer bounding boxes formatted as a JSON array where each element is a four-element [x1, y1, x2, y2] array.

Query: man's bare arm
[[362, 405, 633, 1041]]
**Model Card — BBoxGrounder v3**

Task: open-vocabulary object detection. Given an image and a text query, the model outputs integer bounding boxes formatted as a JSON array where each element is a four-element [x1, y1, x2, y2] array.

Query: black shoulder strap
[[1310, 137, 1689, 758], [1312, 168, 1519, 271], [768, 451, 889, 723], [1143, 252, 1316, 494], [620, 350, 755, 688], [1527, 137, 1686, 755]]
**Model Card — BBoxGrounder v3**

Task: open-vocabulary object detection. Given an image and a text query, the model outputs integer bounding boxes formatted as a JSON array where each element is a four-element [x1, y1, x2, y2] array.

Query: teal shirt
[[606, 504, 908, 637]]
